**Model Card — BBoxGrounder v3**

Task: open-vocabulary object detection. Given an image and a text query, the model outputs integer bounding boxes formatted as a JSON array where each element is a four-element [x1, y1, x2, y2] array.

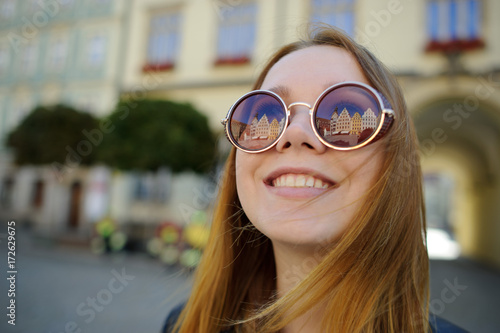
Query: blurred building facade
[[0, 0, 129, 136], [0, 0, 499, 267]]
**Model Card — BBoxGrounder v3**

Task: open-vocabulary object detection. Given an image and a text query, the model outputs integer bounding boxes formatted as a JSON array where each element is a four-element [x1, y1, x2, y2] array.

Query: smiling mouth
[[270, 173, 333, 189]]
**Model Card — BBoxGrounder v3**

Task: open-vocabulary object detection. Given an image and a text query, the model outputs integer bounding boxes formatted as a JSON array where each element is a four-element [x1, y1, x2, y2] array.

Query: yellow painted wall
[[119, 0, 500, 267]]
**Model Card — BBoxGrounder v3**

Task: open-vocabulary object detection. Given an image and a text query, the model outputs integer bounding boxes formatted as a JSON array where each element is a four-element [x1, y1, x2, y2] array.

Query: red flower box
[[214, 56, 250, 66], [142, 62, 175, 72], [425, 38, 485, 53]]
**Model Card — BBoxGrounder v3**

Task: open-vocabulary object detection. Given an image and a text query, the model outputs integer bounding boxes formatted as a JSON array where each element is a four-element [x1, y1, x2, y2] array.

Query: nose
[[275, 104, 327, 154]]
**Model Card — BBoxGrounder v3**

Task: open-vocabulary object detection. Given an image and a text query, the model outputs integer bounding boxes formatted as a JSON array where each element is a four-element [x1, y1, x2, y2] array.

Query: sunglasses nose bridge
[[287, 102, 312, 112], [285, 102, 314, 129], [286, 102, 313, 123]]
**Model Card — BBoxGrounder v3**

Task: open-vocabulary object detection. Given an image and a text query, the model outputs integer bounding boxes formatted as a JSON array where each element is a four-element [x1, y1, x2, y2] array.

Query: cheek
[[349, 151, 383, 197], [235, 152, 257, 207]]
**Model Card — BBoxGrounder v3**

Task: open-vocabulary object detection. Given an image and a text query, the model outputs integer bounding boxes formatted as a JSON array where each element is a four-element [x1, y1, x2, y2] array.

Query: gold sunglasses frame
[[221, 81, 396, 153]]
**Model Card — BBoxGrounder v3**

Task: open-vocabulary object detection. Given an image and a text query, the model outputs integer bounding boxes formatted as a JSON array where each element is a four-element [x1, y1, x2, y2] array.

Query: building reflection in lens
[[315, 87, 380, 146], [231, 93, 285, 149]]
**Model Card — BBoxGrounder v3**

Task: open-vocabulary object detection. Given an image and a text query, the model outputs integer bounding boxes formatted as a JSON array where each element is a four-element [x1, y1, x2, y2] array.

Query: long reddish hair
[[173, 26, 429, 333]]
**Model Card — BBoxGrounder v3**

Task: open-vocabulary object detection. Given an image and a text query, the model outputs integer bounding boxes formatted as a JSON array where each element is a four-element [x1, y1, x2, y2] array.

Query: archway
[[31, 179, 45, 209], [414, 97, 500, 267], [68, 181, 82, 229]]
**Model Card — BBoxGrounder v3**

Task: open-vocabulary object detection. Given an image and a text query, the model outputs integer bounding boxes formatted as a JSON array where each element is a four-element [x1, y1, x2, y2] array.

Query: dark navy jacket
[[162, 303, 469, 332]]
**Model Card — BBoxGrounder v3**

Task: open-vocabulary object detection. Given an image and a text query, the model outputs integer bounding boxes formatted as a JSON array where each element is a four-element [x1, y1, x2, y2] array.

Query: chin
[[252, 213, 350, 249]]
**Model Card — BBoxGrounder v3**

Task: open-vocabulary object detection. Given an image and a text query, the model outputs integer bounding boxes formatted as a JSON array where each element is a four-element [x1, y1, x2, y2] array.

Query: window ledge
[[425, 38, 485, 53], [142, 62, 175, 72], [214, 56, 250, 66]]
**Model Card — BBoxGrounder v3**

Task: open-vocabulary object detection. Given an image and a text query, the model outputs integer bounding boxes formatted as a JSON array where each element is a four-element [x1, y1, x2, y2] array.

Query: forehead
[[260, 45, 369, 96]]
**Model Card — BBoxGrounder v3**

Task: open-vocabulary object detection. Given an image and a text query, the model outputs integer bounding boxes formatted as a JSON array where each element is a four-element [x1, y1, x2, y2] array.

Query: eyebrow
[[324, 80, 347, 89], [266, 81, 348, 99], [267, 85, 291, 98]]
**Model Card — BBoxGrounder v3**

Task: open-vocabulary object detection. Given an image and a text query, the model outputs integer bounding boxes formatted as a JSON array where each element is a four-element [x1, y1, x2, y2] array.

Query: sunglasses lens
[[314, 85, 382, 148], [229, 92, 286, 151]]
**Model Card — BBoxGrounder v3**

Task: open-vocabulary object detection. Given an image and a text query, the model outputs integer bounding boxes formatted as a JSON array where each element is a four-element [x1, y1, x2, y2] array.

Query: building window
[[87, 34, 107, 68], [310, 0, 355, 37], [133, 170, 171, 203], [0, 0, 16, 19], [215, 2, 256, 65], [47, 37, 69, 73], [134, 173, 156, 201], [0, 45, 10, 76], [143, 11, 182, 72], [426, 0, 483, 52], [20, 43, 38, 76]]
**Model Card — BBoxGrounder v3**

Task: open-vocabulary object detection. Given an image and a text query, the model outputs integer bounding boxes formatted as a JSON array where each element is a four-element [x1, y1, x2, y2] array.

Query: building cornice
[[395, 68, 500, 80], [119, 78, 255, 95]]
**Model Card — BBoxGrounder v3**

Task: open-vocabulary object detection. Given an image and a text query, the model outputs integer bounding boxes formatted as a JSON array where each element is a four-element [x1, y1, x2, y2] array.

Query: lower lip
[[264, 183, 333, 199]]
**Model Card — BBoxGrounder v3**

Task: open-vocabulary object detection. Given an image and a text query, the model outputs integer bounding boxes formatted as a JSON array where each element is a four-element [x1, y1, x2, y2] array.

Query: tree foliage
[[6, 104, 99, 165], [96, 99, 216, 173]]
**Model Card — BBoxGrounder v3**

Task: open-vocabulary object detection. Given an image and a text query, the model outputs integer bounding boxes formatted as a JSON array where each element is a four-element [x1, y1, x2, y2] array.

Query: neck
[[272, 241, 327, 333]]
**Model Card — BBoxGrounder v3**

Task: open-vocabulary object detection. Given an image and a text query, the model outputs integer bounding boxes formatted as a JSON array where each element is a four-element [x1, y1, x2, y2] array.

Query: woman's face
[[235, 45, 384, 249]]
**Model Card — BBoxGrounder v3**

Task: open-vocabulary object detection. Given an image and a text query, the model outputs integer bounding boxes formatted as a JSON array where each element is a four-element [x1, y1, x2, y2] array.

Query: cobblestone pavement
[[0, 231, 192, 333], [0, 230, 499, 333], [429, 258, 500, 333]]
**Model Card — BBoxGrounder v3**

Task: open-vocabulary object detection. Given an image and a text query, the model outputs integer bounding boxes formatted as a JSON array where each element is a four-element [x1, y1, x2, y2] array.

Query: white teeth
[[306, 176, 315, 187], [296, 175, 306, 187], [272, 174, 330, 188]]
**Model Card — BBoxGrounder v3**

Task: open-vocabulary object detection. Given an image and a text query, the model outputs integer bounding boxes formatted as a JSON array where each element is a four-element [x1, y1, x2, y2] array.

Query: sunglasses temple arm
[[372, 110, 395, 143]]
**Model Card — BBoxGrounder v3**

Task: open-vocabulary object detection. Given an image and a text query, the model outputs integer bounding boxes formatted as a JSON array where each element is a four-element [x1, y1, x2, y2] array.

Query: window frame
[[46, 35, 70, 73], [143, 9, 182, 72], [19, 42, 39, 77], [309, 0, 356, 37], [0, 44, 10, 77], [214, 1, 257, 66], [0, 0, 16, 19], [86, 34, 107, 69], [426, 0, 484, 53]]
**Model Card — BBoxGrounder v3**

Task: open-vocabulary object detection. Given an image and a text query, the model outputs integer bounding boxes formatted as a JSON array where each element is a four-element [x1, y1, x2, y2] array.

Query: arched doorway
[[31, 179, 45, 209], [68, 181, 82, 229], [414, 98, 500, 267]]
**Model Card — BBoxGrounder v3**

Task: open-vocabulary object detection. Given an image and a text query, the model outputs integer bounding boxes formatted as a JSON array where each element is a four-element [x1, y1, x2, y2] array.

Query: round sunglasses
[[221, 81, 395, 153]]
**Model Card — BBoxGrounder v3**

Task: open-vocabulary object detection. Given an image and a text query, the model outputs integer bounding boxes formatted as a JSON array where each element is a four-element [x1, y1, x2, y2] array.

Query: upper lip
[[263, 167, 336, 187]]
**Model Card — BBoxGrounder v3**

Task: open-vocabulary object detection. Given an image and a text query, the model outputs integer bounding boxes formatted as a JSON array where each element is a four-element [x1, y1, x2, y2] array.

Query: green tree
[[6, 104, 99, 165], [96, 99, 216, 173]]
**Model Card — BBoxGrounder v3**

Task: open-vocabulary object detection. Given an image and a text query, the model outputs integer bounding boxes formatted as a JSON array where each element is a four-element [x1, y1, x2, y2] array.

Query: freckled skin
[[236, 46, 384, 250]]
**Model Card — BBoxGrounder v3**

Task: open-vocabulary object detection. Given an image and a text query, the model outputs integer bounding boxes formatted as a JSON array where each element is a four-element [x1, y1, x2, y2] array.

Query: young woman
[[163, 26, 467, 333]]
